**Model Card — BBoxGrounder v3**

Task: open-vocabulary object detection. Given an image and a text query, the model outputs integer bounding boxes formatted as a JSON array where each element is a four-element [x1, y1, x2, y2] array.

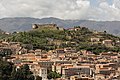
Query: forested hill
[[5, 26, 120, 54], [0, 17, 120, 36]]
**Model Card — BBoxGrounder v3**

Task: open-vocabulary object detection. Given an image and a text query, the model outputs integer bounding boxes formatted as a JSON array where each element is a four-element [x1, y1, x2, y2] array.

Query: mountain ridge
[[0, 17, 120, 36]]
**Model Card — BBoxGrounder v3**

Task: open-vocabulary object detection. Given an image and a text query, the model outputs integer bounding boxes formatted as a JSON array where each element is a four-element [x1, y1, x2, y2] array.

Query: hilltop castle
[[32, 24, 64, 31]]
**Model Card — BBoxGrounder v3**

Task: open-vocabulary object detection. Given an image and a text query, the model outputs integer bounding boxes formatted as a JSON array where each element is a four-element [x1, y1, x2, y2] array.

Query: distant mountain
[[0, 29, 4, 33], [0, 17, 120, 36]]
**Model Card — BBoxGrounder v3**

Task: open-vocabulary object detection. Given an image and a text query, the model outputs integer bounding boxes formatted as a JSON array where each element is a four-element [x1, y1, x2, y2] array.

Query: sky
[[0, 0, 120, 21]]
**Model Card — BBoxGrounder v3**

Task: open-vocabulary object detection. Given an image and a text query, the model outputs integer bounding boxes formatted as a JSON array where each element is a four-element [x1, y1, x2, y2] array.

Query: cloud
[[0, 0, 120, 21], [86, 0, 120, 21], [98, 0, 120, 21]]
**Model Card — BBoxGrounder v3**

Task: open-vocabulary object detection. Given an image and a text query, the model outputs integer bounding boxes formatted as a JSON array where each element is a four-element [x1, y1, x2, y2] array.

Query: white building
[[39, 68, 48, 80]]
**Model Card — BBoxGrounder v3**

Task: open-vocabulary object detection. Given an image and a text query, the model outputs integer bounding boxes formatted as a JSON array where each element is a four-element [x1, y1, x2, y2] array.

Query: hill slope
[[0, 17, 120, 35], [6, 26, 120, 54]]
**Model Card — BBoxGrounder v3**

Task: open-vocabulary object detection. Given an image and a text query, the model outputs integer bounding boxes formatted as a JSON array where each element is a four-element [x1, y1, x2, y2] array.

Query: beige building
[[62, 66, 94, 78], [30, 64, 48, 80], [64, 47, 76, 53], [38, 61, 54, 71], [70, 75, 94, 80], [91, 38, 100, 42], [39, 68, 48, 80], [102, 40, 114, 47]]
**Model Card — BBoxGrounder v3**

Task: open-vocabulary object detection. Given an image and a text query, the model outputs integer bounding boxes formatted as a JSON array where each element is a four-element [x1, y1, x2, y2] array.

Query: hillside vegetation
[[5, 26, 120, 54]]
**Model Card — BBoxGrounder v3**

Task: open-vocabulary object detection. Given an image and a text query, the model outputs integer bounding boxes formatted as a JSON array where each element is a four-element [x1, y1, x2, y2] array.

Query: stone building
[[32, 24, 64, 31]]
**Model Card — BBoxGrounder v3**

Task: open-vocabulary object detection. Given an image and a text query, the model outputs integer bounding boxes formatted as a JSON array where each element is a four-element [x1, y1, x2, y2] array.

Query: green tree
[[36, 76, 42, 80], [47, 71, 61, 79], [11, 64, 34, 80], [0, 60, 13, 80]]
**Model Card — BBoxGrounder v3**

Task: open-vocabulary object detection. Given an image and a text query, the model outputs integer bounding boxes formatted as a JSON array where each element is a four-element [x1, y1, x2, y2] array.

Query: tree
[[11, 64, 34, 80], [0, 60, 13, 80], [47, 71, 61, 79], [36, 76, 42, 80], [104, 31, 107, 33]]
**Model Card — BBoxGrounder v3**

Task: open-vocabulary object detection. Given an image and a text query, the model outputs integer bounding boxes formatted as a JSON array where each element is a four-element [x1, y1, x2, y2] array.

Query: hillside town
[[1, 24, 120, 80]]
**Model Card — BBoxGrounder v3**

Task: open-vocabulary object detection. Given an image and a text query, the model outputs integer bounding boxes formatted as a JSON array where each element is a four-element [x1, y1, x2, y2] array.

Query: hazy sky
[[0, 0, 120, 21]]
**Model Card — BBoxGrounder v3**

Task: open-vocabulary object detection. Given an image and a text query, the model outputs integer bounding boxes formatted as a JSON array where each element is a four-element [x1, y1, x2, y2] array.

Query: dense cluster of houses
[[0, 40, 119, 80]]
